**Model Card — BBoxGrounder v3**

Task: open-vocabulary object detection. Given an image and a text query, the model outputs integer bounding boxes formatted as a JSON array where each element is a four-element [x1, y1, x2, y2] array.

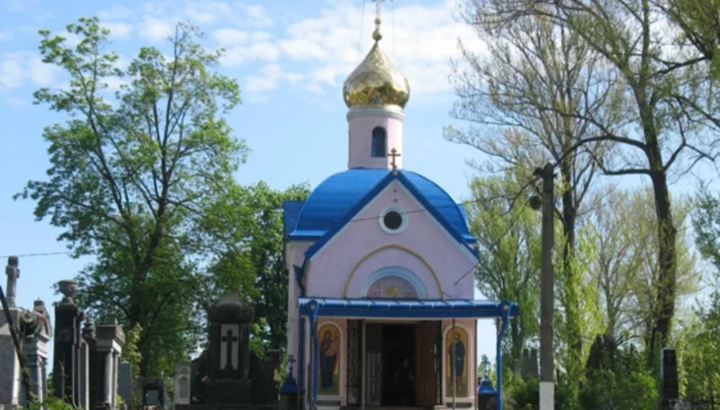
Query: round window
[[383, 211, 403, 230], [379, 205, 408, 234]]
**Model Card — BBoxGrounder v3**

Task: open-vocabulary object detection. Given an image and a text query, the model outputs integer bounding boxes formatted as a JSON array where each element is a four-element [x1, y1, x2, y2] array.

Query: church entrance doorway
[[382, 324, 416, 406], [364, 321, 439, 408]]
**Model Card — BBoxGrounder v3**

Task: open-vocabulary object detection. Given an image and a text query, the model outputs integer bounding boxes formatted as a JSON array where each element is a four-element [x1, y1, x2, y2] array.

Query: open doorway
[[382, 324, 416, 406]]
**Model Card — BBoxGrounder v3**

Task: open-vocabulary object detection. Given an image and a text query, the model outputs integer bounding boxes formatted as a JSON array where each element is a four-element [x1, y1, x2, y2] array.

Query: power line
[[0, 179, 536, 261], [0, 251, 72, 259]]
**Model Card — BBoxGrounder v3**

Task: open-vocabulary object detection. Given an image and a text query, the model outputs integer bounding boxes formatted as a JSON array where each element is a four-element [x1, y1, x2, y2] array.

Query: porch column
[[496, 304, 511, 410], [310, 304, 320, 410]]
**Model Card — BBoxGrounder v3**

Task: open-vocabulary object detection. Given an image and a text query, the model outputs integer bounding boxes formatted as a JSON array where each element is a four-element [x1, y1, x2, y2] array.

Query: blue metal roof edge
[[297, 297, 520, 319], [303, 170, 396, 257], [303, 170, 479, 259], [283, 200, 306, 240], [397, 172, 479, 258]]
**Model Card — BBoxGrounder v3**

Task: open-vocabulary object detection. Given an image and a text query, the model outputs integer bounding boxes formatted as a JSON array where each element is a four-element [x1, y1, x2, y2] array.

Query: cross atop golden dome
[[342, 1, 410, 109]]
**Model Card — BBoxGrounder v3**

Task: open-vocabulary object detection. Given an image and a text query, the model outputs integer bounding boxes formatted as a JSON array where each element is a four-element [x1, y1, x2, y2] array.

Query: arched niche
[[361, 266, 428, 299]]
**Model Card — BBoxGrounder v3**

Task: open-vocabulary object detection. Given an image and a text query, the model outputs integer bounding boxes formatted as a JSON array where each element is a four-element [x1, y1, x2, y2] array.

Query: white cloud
[[101, 22, 133, 38], [98, 5, 133, 20], [185, 1, 232, 24], [0, 52, 60, 92], [234, 0, 486, 97], [213, 28, 249, 45], [0, 31, 13, 41], [222, 42, 280, 67], [246, 64, 303, 93], [139, 16, 174, 42], [245, 5, 273, 27]]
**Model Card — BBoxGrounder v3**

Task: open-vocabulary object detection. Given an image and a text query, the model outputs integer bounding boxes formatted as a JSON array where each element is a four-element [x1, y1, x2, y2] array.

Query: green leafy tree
[[467, 0, 718, 366], [201, 182, 311, 353], [16, 17, 247, 377], [447, 2, 621, 393], [466, 172, 541, 371]]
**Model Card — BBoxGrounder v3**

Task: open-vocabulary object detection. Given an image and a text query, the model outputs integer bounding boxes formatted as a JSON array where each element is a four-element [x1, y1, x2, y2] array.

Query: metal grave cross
[[389, 148, 401, 170], [221, 328, 239, 370]]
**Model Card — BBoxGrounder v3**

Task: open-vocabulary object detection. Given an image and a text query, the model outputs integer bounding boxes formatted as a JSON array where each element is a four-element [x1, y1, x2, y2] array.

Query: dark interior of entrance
[[363, 321, 439, 408], [382, 324, 416, 406]]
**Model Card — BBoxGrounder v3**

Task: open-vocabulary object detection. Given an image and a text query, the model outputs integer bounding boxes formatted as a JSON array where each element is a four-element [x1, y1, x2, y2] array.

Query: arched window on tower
[[371, 127, 387, 157]]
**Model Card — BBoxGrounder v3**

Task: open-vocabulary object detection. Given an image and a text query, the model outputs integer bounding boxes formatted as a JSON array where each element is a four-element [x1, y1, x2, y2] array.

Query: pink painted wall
[[348, 114, 403, 169], [286, 241, 312, 373], [305, 180, 476, 299]]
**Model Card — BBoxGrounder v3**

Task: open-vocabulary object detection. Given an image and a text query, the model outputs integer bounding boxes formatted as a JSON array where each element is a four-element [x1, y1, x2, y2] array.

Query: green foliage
[[201, 181, 310, 353], [466, 172, 540, 366], [24, 395, 79, 410], [15, 16, 261, 377]]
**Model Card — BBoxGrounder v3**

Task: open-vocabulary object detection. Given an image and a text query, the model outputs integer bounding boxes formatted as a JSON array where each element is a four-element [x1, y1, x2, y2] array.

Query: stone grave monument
[[92, 319, 125, 410], [53, 279, 84, 406], [205, 293, 253, 404], [118, 361, 133, 408], [1, 257, 54, 410], [1, 256, 23, 410], [174, 361, 192, 406], [176, 292, 281, 410], [20, 300, 53, 405]]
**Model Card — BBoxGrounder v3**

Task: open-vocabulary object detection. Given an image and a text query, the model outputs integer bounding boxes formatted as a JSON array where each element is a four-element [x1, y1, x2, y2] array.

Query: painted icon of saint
[[320, 330, 338, 391], [452, 332, 466, 389]]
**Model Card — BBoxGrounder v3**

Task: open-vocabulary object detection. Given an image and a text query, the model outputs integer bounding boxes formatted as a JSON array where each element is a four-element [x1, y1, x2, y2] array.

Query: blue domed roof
[[288, 168, 475, 248]]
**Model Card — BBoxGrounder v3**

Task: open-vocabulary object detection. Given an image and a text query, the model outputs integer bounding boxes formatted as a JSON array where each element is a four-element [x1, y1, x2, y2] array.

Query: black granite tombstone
[[143, 381, 166, 409], [661, 348, 679, 410], [205, 293, 254, 405]]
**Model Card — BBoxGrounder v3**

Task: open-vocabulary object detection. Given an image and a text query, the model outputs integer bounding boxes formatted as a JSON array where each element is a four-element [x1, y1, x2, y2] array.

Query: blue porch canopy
[[297, 297, 519, 319], [296, 297, 518, 410]]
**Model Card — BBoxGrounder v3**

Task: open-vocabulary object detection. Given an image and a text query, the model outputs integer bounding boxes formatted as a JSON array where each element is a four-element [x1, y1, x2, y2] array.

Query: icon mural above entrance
[[366, 276, 418, 299]]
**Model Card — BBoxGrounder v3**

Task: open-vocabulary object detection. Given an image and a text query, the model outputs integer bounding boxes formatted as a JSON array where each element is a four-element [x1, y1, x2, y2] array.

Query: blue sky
[[0, 0, 714, 371], [1, 0, 503, 362]]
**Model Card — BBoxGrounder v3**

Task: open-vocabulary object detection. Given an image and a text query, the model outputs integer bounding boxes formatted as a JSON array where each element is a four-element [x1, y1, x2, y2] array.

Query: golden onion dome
[[342, 28, 410, 109]]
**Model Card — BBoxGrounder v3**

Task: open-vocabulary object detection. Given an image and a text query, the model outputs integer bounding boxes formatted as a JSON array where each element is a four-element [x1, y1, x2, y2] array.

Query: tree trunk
[[648, 169, 677, 366]]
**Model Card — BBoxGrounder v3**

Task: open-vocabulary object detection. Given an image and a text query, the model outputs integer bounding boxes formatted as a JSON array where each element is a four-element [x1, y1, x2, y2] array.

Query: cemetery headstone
[[661, 348, 679, 410], [19, 300, 52, 406], [143, 381, 165, 409], [118, 361, 133, 408], [205, 293, 253, 405], [174, 361, 192, 406], [92, 319, 125, 410], [53, 279, 84, 406]]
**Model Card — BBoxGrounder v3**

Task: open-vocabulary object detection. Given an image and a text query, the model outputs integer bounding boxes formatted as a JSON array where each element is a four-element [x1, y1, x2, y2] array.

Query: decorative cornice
[[347, 105, 404, 121]]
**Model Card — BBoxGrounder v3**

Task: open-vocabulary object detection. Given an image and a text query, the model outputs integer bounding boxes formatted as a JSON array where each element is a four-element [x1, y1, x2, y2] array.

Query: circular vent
[[379, 206, 408, 234]]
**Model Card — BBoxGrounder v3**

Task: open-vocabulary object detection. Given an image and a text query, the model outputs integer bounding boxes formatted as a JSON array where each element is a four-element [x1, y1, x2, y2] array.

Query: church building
[[283, 9, 518, 410]]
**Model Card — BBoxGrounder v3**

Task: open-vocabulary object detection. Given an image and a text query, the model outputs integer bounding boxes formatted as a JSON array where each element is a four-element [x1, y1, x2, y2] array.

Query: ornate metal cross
[[389, 148, 401, 170], [221, 328, 239, 370]]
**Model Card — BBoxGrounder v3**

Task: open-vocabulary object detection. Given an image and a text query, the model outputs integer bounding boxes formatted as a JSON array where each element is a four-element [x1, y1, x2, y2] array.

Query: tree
[[587, 190, 647, 342], [464, 0, 718, 364], [446, 1, 621, 385], [201, 182, 310, 353], [16, 17, 247, 377], [466, 172, 541, 371]]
